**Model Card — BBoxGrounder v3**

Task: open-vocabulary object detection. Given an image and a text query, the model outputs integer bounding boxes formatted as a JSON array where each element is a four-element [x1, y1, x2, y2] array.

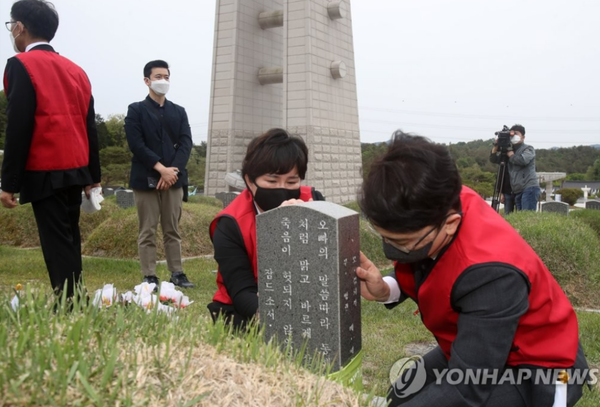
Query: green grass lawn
[[1, 246, 598, 406]]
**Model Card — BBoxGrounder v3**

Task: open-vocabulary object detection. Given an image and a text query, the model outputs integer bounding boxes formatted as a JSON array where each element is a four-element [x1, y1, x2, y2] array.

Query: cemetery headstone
[[116, 189, 135, 209], [585, 200, 600, 210], [103, 187, 115, 196], [541, 201, 569, 215], [215, 191, 240, 208], [257, 201, 361, 373]]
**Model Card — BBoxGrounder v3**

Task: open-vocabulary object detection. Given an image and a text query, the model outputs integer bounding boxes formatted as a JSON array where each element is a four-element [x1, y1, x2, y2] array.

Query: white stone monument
[[537, 172, 567, 202], [582, 185, 591, 201], [204, 0, 363, 204]]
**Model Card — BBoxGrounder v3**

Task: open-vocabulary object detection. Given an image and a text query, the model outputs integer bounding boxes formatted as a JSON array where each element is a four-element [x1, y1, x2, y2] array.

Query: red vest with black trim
[[395, 186, 578, 368], [210, 186, 315, 305], [9, 50, 91, 171]]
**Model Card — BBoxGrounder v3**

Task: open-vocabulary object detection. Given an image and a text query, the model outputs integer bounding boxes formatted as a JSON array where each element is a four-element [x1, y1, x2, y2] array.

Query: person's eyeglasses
[[367, 213, 458, 254], [367, 223, 438, 254], [5, 21, 16, 32], [384, 224, 439, 254]]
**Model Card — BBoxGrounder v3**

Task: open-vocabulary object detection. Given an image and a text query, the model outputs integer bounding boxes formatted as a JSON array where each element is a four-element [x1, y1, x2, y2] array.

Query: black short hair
[[143, 60, 170, 78], [242, 128, 308, 184], [510, 124, 525, 136], [11, 0, 59, 42], [359, 130, 462, 233]]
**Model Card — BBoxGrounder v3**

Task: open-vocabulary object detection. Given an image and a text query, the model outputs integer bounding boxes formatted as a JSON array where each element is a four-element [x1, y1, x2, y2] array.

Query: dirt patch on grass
[[128, 344, 363, 407]]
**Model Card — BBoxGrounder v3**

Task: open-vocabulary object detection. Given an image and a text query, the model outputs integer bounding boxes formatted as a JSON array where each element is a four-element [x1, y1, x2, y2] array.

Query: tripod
[[491, 155, 508, 213]]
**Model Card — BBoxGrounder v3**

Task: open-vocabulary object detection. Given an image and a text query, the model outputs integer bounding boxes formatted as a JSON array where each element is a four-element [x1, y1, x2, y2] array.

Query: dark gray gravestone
[[116, 189, 135, 209], [541, 201, 569, 215], [215, 192, 240, 208], [585, 200, 600, 210], [257, 201, 361, 372], [103, 187, 115, 196]]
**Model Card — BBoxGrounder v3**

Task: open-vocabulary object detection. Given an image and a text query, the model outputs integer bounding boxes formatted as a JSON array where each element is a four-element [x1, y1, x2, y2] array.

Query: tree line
[[362, 138, 600, 199], [1, 90, 598, 196]]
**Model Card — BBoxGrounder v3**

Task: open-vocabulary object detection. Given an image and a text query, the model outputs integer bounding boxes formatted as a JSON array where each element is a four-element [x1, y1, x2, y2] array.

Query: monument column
[[205, 0, 363, 203], [205, 0, 285, 194]]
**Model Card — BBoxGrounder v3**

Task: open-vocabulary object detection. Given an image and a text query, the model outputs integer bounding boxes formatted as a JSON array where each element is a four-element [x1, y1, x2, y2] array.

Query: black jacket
[[124, 96, 192, 190]]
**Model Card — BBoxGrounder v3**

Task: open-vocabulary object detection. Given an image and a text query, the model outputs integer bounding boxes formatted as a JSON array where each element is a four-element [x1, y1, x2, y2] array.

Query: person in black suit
[[1, 0, 101, 299], [124, 60, 194, 289]]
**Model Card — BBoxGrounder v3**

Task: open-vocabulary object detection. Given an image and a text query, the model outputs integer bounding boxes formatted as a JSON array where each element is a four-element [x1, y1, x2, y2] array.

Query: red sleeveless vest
[[11, 50, 91, 171], [210, 186, 315, 304], [395, 186, 578, 368]]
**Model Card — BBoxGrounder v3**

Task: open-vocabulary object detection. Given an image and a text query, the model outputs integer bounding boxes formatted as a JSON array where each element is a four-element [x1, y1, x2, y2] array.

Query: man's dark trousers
[[31, 185, 84, 298]]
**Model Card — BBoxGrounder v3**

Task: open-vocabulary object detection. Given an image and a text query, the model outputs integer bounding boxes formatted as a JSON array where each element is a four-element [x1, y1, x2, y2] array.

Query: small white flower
[[10, 295, 20, 311]]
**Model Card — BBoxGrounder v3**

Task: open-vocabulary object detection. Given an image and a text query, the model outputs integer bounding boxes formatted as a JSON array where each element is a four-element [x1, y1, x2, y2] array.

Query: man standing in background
[[125, 60, 194, 289], [490, 124, 540, 211], [1, 0, 101, 298]]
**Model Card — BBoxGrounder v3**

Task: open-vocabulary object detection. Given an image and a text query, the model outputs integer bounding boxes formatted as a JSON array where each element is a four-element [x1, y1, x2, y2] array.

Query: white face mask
[[511, 135, 522, 144], [149, 79, 170, 96], [9, 30, 21, 53]]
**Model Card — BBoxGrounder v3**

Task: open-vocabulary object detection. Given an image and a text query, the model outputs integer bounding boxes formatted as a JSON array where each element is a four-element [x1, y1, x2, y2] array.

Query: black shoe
[[143, 276, 159, 292], [170, 272, 194, 288]]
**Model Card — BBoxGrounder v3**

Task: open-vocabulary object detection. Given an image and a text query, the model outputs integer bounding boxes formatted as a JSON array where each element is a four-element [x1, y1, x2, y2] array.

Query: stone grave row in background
[[540, 201, 569, 216]]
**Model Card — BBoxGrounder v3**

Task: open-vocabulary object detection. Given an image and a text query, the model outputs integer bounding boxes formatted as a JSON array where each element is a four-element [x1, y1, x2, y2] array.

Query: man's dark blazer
[[124, 96, 192, 191], [1, 44, 100, 204]]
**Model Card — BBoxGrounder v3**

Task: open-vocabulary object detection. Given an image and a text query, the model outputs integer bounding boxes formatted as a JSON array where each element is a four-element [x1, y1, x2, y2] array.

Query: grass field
[[1, 245, 599, 406]]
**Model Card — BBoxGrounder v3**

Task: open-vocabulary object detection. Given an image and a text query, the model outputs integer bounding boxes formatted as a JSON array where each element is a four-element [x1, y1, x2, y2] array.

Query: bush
[[555, 188, 583, 206]]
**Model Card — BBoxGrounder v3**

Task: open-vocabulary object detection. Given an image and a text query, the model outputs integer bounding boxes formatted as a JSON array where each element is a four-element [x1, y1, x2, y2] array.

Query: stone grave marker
[[116, 189, 135, 209], [585, 200, 600, 210], [215, 192, 240, 208], [541, 201, 569, 215], [257, 201, 361, 372], [103, 187, 115, 196]]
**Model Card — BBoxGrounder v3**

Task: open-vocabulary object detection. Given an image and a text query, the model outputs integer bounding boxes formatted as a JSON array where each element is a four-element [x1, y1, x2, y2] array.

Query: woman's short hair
[[242, 128, 309, 184], [359, 130, 462, 233]]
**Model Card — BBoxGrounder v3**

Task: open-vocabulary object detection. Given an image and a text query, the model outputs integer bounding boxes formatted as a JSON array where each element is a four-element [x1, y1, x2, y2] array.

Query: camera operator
[[499, 165, 515, 215], [490, 124, 540, 211]]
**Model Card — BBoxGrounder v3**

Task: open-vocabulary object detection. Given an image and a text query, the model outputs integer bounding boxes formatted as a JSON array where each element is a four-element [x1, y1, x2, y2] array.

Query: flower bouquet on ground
[[92, 282, 193, 315]]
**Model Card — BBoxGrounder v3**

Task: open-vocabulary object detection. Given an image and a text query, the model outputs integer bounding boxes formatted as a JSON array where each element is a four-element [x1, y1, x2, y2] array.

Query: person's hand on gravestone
[[279, 198, 313, 207], [356, 251, 390, 302]]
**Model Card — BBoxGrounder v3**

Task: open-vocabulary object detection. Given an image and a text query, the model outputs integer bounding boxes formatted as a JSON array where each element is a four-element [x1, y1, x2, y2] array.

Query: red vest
[[9, 50, 92, 171], [395, 186, 578, 368], [210, 186, 315, 304]]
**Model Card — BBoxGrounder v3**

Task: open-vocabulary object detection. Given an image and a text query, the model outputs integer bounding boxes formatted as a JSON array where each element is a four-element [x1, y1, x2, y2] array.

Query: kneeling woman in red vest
[[207, 128, 324, 329], [357, 131, 591, 407]]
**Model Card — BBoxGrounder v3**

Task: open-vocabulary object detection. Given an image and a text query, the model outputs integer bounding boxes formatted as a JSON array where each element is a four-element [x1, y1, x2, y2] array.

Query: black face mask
[[383, 239, 435, 264], [253, 186, 301, 212]]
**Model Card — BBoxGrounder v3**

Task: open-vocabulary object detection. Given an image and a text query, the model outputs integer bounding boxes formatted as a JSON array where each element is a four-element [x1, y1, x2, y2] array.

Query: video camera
[[494, 125, 512, 153]]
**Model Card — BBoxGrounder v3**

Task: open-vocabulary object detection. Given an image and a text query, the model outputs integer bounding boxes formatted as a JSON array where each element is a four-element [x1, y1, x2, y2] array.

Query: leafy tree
[[193, 141, 207, 159], [99, 146, 132, 186], [105, 114, 127, 147], [95, 114, 112, 150], [459, 164, 496, 198], [361, 142, 388, 181], [585, 153, 600, 181], [566, 173, 586, 181], [187, 154, 205, 190]]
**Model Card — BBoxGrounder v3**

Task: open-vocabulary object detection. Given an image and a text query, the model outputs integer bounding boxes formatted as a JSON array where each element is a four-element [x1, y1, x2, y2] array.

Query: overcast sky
[[2, 0, 599, 149]]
